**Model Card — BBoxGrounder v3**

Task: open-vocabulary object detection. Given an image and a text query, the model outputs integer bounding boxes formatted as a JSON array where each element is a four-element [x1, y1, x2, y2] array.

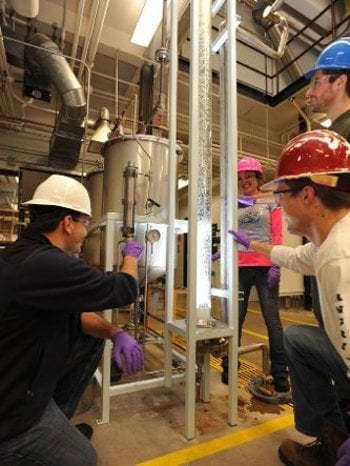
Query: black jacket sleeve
[[16, 246, 139, 313]]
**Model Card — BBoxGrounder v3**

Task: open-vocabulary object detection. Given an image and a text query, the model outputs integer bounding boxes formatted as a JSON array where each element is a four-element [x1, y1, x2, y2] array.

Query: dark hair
[[26, 205, 82, 233], [322, 69, 350, 97], [285, 174, 350, 210]]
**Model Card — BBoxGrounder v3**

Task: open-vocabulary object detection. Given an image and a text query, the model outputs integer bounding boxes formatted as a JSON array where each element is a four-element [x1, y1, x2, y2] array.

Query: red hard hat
[[262, 129, 350, 191]]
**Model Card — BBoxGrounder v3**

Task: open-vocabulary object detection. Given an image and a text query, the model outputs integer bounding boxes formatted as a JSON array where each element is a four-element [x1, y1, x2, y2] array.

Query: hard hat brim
[[23, 198, 92, 217], [261, 169, 350, 191]]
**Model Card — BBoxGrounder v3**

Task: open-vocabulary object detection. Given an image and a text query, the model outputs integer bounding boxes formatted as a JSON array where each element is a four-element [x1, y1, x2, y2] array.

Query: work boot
[[273, 376, 290, 393], [221, 355, 228, 385], [278, 421, 347, 466], [75, 423, 94, 440], [220, 355, 240, 385]]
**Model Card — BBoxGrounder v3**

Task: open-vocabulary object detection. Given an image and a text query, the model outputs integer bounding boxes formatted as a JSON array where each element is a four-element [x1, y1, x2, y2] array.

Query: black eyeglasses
[[272, 187, 303, 202], [72, 216, 92, 229]]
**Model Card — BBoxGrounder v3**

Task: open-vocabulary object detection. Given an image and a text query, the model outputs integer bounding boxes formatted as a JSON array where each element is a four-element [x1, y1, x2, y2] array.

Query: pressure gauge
[[145, 229, 161, 243]]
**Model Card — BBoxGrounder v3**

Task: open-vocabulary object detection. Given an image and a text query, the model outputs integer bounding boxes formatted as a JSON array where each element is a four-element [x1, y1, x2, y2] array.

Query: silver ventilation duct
[[27, 33, 86, 169]]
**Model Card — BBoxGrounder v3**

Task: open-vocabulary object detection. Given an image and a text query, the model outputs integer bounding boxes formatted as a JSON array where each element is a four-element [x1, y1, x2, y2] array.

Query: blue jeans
[[239, 266, 288, 380], [0, 333, 104, 465], [284, 325, 350, 437]]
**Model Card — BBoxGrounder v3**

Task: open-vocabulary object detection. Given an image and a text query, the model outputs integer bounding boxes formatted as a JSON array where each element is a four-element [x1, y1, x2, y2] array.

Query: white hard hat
[[23, 174, 92, 216]]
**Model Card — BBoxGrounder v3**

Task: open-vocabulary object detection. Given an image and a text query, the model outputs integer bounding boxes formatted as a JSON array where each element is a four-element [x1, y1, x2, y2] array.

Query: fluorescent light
[[131, 0, 163, 47]]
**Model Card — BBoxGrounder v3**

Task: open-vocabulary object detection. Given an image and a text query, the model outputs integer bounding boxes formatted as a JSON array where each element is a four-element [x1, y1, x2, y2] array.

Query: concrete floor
[[72, 300, 317, 466]]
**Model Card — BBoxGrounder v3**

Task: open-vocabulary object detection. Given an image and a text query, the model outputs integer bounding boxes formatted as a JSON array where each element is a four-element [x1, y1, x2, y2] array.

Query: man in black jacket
[[0, 174, 144, 465]]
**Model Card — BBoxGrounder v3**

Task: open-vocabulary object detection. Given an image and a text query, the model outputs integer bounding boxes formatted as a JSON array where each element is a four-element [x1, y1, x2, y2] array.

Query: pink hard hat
[[238, 157, 263, 175]]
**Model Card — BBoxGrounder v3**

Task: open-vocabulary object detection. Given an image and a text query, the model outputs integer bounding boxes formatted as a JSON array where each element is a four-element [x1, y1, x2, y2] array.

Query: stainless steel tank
[[84, 170, 104, 266], [100, 135, 181, 283], [102, 134, 172, 221]]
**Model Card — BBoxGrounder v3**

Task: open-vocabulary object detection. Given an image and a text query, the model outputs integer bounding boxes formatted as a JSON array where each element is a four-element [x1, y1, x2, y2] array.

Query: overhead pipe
[[289, 97, 311, 131], [85, 0, 110, 69], [27, 33, 87, 168], [236, 0, 289, 59], [262, 0, 286, 18], [70, 0, 87, 68], [0, 26, 15, 116], [252, 4, 303, 83], [148, 0, 169, 130], [77, 0, 100, 81], [238, 13, 289, 59], [77, 0, 110, 81]]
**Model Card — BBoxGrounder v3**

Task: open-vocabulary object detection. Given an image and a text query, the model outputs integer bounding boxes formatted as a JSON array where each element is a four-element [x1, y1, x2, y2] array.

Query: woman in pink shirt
[[222, 157, 289, 393]]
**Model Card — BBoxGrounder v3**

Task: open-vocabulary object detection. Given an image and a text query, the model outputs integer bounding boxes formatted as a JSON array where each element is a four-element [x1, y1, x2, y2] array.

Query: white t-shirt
[[271, 212, 350, 367]]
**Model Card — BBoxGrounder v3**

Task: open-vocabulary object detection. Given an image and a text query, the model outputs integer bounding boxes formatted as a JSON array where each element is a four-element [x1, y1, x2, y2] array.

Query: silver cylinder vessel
[[102, 134, 173, 221], [83, 170, 104, 266], [100, 134, 181, 283]]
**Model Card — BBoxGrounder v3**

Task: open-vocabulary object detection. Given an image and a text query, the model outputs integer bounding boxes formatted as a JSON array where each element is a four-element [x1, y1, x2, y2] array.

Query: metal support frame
[[92, 213, 187, 424], [164, 0, 240, 440], [92, 0, 242, 438]]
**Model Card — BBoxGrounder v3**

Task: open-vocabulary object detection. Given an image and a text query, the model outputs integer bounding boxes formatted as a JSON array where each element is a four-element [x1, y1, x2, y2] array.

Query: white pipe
[[0, 26, 15, 116], [84, 0, 111, 70], [164, 0, 179, 389], [237, 15, 289, 59], [70, 0, 86, 67], [262, 0, 286, 18], [289, 97, 311, 131], [212, 0, 225, 17], [77, 0, 101, 80], [115, 50, 119, 118]]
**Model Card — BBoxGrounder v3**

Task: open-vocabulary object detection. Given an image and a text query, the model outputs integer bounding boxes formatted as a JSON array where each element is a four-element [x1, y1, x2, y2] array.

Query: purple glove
[[121, 240, 145, 260], [212, 251, 221, 262], [336, 438, 350, 466], [238, 195, 255, 208], [112, 331, 144, 374], [267, 265, 280, 289], [228, 229, 251, 249]]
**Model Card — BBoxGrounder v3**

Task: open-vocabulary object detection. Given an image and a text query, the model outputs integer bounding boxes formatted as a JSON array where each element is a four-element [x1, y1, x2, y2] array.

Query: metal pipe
[[238, 343, 269, 375], [164, 0, 179, 389], [152, 0, 169, 127], [212, 0, 226, 17], [0, 26, 15, 116], [262, 0, 286, 18], [237, 15, 289, 59], [289, 97, 311, 131], [70, 0, 87, 67], [84, 0, 111, 71], [188, 0, 212, 324], [77, 0, 101, 80], [121, 163, 137, 238]]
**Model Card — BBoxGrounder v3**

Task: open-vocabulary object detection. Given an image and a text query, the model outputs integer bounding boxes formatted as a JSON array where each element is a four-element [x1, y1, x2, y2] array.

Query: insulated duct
[[26, 33, 86, 169], [138, 64, 154, 134]]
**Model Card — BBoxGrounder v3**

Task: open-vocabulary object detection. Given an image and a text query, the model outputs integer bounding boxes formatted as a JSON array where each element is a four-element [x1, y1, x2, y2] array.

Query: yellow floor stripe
[[143, 306, 295, 465], [243, 328, 268, 340], [136, 414, 294, 466]]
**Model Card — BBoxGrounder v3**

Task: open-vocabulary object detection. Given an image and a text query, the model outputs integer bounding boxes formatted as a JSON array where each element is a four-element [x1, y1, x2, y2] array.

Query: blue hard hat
[[305, 37, 350, 79]]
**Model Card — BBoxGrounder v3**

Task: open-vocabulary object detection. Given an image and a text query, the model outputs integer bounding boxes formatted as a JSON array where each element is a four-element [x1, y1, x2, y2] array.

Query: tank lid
[[101, 134, 182, 156]]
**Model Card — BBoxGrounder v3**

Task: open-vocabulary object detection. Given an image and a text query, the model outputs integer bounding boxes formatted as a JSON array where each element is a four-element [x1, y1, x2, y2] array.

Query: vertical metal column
[[225, 0, 239, 426], [99, 214, 115, 423], [164, 0, 179, 387], [186, 0, 212, 440]]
